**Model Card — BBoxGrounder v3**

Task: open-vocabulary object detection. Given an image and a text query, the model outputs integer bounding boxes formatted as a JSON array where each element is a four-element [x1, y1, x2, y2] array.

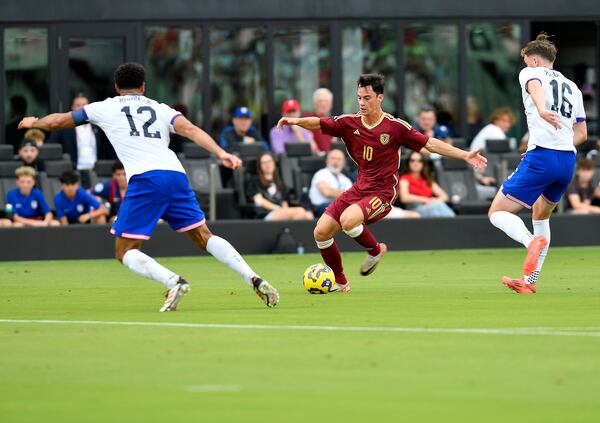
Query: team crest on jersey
[[380, 133, 390, 145], [31, 200, 38, 209]]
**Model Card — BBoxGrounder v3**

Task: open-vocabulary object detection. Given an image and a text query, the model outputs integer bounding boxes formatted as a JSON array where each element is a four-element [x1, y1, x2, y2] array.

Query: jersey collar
[[361, 112, 385, 130]]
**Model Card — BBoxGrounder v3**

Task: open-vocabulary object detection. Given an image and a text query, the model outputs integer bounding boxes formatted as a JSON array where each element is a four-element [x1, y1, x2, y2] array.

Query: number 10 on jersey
[[363, 145, 373, 161]]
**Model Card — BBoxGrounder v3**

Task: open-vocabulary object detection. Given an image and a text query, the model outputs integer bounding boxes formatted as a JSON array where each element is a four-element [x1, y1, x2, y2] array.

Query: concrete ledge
[[0, 215, 599, 261]]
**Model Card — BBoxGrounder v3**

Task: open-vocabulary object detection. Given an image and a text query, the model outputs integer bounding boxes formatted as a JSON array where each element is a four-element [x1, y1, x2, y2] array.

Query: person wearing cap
[[219, 106, 268, 153], [270, 99, 316, 155], [17, 139, 44, 171]]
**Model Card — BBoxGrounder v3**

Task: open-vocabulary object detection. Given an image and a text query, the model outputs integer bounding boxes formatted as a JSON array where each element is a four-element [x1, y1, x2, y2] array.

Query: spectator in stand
[[469, 107, 516, 152], [566, 158, 600, 214], [5, 95, 27, 153], [304, 88, 335, 152], [220, 106, 268, 153], [399, 151, 455, 218], [17, 139, 44, 171], [48, 94, 116, 187], [92, 160, 127, 222], [413, 105, 452, 160], [24, 129, 46, 147], [5, 166, 59, 227], [246, 152, 314, 221], [309, 149, 353, 217], [54, 170, 108, 225], [270, 99, 315, 154]]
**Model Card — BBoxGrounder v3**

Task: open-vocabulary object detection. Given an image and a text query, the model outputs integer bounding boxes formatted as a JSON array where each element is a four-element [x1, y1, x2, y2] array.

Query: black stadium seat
[[183, 143, 211, 159], [0, 161, 20, 177], [284, 142, 312, 157], [237, 143, 265, 159], [485, 139, 511, 154], [94, 160, 116, 178], [436, 158, 491, 214], [44, 160, 73, 177], [0, 145, 14, 160], [38, 144, 64, 161], [293, 156, 326, 201]]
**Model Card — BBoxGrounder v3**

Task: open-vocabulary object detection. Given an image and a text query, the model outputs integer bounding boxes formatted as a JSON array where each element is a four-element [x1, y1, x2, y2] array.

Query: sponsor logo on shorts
[[380, 133, 390, 145]]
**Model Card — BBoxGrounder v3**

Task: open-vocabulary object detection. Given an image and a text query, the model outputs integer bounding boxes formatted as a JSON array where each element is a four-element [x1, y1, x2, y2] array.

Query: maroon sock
[[352, 226, 381, 256], [319, 242, 347, 285]]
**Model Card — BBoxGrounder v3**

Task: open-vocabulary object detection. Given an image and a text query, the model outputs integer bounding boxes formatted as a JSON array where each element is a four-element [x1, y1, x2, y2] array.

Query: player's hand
[[276, 117, 298, 130], [540, 110, 561, 129], [465, 148, 487, 170], [18, 117, 39, 130], [219, 152, 242, 170]]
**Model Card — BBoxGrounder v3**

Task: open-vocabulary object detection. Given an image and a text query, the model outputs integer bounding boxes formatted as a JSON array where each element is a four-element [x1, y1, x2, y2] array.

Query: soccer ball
[[303, 264, 336, 294]]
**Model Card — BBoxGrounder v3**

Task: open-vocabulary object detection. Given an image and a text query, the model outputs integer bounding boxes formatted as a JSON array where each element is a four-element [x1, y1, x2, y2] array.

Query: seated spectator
[[17, 139, 44, 171], [304, 88, 334, 152], [54, 170, 108, 225], [92, 160, 127, 222], [24, 129, 46, 147], [6, 166, 59, 227], [308, 149, 353, 217], [246, 152, 313, 221], [413, 106, 452, 160], [220, 106, 268, 153], [399, 151, 456, 218], [384, 206, 420, 219], [469, 107, 516, 152], [270, 99, 315, 154], [566, 159, 600, 214]]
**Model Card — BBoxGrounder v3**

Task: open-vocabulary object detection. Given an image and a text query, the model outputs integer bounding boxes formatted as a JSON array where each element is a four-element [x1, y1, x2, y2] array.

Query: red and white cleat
[[523, 236, 548, 276], [159, 278, 191, 312], [332, 282, 351, 293], [502, 276, 536, 294]]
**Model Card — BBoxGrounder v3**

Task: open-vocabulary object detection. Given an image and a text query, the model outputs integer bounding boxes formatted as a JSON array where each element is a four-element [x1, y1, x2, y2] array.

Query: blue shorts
[[111, 170, 205, 240], [501, 146, 576, 208]]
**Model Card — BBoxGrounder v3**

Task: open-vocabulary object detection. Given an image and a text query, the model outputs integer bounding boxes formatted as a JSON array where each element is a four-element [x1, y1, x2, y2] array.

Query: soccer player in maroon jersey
[[278, 74, 486, 292]]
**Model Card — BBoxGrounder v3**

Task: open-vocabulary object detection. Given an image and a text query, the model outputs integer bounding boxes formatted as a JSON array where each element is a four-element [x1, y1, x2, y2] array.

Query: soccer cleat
[[523, 236, 548, 276], [502, 276, 536, 294], [159, 278, 191, 312], [360, 242, 388, 276], [252, 277, 280, 308], [332, 282, 351, 293]]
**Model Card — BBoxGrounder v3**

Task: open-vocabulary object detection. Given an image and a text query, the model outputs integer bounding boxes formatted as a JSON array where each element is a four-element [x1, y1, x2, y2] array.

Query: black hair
[[114, 62, 146, 90], [357, 74, 385, 95], [60, 170, 80, 185], [419, 105, 435, 114], [112, 160, 124, 173]]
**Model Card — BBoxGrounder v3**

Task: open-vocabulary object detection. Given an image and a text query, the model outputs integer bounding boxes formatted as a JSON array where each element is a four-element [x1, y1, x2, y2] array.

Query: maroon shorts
[[324, 185, 397, 226]]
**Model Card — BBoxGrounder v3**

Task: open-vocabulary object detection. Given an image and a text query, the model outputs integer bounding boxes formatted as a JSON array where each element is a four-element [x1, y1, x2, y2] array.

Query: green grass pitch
[[1, 247, 599, 422]]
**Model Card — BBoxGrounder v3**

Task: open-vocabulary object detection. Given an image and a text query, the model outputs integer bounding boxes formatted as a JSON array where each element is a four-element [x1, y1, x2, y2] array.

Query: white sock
[[122, 249, 179, 289], [532, 219, 551, 271], [489, 211, 533, 248], [206, 235, 256, 287]]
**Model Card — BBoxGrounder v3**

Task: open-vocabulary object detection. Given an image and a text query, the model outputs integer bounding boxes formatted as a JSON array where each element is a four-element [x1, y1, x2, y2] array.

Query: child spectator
[[54, 170, 108, 225], [23, 128, 46, 147], [6, 166, 59, 227], [566, 158, 600, 214], [92, 160, 127, 222], [17, 139, 44, 171]]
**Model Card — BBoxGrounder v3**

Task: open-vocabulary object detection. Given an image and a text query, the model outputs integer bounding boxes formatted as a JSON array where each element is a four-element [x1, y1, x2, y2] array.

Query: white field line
[[0, 319, 600, 338]]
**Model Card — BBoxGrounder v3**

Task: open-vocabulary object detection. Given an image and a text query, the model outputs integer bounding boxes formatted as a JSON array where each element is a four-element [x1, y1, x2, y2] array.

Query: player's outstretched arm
[[424, 137, 487, 170], [18, 113, 75, 132], [173, 115, 241, 170], [528, 80, 561, 130], [276, 116, 321, 131]]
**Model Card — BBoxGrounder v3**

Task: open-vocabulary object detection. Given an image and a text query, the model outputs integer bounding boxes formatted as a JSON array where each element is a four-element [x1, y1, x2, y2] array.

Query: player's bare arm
[[424, 137, 487, 169], [572, 121, 587, 146], [527, 79, 561, 129], [173, 115, 241, 170], [277, 116, 321, 131], [18, 112, 75, 131]]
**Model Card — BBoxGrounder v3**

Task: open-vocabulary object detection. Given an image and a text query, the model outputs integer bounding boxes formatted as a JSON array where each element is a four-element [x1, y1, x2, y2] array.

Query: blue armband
[[71, 108, 89, 126]]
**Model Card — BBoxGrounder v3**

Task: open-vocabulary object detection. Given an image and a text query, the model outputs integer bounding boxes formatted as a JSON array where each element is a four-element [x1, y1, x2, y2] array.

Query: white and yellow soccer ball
[[303, 264, 336, 294]]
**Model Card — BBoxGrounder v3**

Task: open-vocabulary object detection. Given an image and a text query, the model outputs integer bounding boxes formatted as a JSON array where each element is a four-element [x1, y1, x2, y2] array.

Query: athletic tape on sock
[[316, 239, 334, 249], [343, 225, 364, 238]]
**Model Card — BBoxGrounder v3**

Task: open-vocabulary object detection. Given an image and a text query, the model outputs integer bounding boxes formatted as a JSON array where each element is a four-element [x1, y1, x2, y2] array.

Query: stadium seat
[[293, 156, 326, 201], [485, 139, 511, 154], [37, 172, 60, 210], [38, 144, 64, 161], [284, 142, 312, 157], [451, 138, 467, 150], [183, 143, 211, 159], [237, 143, 265, 159], [437, 158, 491, 214], [0, 145, 14, 161], [94, 160, 116, 178], [44, 160, 73, 177], [0, 161, 20, 177]]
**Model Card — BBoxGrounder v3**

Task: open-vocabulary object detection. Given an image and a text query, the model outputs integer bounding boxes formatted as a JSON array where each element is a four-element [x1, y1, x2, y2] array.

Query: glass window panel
[[4, 28, 49, 148], [404, 24, 458, 133], [342, 24, 396, 114], [210, 27, 266, 137], [467, 23, 523, 140], [145, 26, 203, 126], [68, 37, 124, 102], [273, 26, 330, 114]]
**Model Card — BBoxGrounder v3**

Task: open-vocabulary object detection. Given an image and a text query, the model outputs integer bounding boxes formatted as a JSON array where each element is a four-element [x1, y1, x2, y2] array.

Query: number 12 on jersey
[[121, 106, 162, 139]]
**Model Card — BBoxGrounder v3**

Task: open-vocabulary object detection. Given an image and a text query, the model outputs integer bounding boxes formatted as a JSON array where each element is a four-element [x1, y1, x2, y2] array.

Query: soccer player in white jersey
[[488, 34, 588, 294], [18, 62, 279, 310]]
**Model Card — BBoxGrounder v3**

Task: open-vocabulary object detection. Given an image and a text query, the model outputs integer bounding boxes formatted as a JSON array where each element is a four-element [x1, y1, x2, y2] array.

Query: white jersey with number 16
[[519, 66, 586, 152], [83, 94, 185, 181]]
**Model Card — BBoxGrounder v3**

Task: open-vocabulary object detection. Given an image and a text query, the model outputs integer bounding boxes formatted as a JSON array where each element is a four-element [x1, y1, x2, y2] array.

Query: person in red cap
[[269, 99, 315, 154]]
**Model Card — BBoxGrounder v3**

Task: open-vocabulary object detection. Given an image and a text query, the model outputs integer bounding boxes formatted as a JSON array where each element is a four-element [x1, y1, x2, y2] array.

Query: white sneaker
[[360, 243, 387, 276], [159, 278, 191, 312], [252, 277, 280, 308], [332, 282, 351, 293]]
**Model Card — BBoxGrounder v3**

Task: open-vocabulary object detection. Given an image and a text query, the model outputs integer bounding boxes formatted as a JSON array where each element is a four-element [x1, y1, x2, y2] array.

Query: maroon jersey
[[320, 112, 429, 194]]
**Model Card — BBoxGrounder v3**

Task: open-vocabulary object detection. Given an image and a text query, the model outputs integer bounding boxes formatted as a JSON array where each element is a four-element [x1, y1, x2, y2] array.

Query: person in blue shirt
[[219, 106, 268, 152], [6, 166, 59, 227], [92, 160, 127, 222], [55, 170, 109, 225]]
